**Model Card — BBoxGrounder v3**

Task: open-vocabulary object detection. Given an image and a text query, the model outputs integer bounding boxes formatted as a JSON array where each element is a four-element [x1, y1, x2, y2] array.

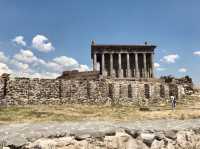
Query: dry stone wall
[[0, 76, 185, 105], [0, 78, 5, 98]]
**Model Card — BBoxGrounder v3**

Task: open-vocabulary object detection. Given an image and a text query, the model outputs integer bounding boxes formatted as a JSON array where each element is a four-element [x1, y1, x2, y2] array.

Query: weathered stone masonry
[[0, 76, 184, 105]]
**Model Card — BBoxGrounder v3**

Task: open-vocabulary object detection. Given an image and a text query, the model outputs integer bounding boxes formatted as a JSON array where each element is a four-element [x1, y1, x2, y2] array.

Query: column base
[[102, 71, 107, 77], [110, 70, 114, 77], [127, 69, 131, 78], [136, 72, 140, 78]]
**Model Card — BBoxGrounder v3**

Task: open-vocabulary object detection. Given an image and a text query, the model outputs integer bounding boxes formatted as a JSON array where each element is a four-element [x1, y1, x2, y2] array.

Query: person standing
[[171, 95, 176, 110], [174, 96, 177, 109]]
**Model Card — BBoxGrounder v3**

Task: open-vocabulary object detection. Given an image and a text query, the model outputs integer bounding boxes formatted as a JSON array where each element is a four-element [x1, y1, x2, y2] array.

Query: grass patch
[[1, 94, 200, 123]]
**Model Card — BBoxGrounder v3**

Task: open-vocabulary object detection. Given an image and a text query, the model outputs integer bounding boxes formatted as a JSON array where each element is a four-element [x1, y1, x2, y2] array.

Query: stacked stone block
[[0, 76, 185, 105], [28, 79, 41, 104], [0, 79, 5, 98], [6, 78, 30, 105], [0, 77, 6, 105]]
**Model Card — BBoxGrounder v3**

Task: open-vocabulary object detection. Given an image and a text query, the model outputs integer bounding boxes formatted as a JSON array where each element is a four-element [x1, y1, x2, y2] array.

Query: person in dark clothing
[[171, 95, 176, 110]]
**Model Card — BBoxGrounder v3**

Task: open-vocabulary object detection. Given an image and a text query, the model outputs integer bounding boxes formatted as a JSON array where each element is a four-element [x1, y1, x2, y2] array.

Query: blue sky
[[0, 0, 200, 83]]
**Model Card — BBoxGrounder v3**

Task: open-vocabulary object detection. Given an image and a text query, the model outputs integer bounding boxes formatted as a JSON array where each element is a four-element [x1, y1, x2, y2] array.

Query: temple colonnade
[[93, 52, 154, 78]]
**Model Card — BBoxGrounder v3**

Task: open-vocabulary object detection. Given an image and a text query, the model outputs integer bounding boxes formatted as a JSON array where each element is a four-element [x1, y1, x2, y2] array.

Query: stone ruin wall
[[58, 70, 100, 80], [0, 77, 185, 105]]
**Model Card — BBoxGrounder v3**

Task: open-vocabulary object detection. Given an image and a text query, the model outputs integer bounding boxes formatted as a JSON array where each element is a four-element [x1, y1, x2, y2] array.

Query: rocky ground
[[1, 93, 200, 149], [1, 119, 200, 149]]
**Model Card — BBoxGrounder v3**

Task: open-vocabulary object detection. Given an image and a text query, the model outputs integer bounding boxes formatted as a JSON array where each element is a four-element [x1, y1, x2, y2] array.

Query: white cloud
[[78, 64, 90, 72], [0, 51, 8, 62], [0, 35, 90, 78], [12, 36, 26, 46], [154, 62, 160, 68], [17, 63, 29, 70], [156, 68, 166, 71], [13, 50, 90, 78], [44, 61, 62, 72], [40, 56, 87, 73], [52, 56, 90, 72], [161, 54, 179, 63], [12, 71, 60, 79], [179, 68, 187, 73], [14, 49, 38, 63], [0, 62, 12, 75], [193, 51, 200, 56], [11, 59, 29, 70], [53, 56, 79, 69], [154, 62, 165, 71], [30, 72, 60, 79], [32, 34, 55, 52]]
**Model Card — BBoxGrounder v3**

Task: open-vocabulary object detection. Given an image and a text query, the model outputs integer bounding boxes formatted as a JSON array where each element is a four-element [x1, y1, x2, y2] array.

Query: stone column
[[135, 53, 139, 78], [143, 53, 147, 78], [101, 53, 105, 76], [93, 53, 97, 71], [110, 53, 113, 77], [127, 53, 130, 77], [151, 53, 154, 78], [118, 53, 122, 78]]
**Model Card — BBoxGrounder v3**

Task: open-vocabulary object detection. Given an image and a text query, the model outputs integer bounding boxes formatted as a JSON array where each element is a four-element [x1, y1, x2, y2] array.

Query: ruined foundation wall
[[0, 77, 6, 102], [0, 77, 185, 105]]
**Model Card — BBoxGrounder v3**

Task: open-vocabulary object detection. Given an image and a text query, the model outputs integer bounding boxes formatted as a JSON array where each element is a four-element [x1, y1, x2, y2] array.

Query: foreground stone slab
[[1, 119, 200, 148]]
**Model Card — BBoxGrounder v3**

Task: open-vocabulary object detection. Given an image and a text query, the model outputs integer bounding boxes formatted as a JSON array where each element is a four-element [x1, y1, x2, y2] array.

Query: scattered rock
[[151, 140, 165, 149], [2, 120, 200, 148], [90, 132, 105, 140], [75, 134, 91, 141], [154, 132, 165, 141], [140, 133, 155, 146], [5, 136, 27, 148], [164, 130, 177, 140], [104, 130, 116, 136], [193, 128, 200, 134], [166, 141, 176, 149], [129, 139, 149, 149], [124, 129, 140, 138]]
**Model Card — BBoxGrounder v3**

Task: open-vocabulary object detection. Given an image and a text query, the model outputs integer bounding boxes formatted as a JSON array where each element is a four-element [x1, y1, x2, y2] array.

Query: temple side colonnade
[[91, 41, 156, 79]]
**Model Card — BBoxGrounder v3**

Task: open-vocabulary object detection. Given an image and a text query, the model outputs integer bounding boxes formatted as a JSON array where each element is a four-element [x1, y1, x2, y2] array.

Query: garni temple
[[60, 40, 156, 80], [91, 41, 155, 79], [0, 41, 187, 105]]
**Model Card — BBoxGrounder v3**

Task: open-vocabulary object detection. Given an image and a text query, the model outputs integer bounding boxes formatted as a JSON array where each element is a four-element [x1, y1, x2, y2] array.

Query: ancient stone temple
[[91, 41, 156, 79], [0, 40, 187, 106]]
